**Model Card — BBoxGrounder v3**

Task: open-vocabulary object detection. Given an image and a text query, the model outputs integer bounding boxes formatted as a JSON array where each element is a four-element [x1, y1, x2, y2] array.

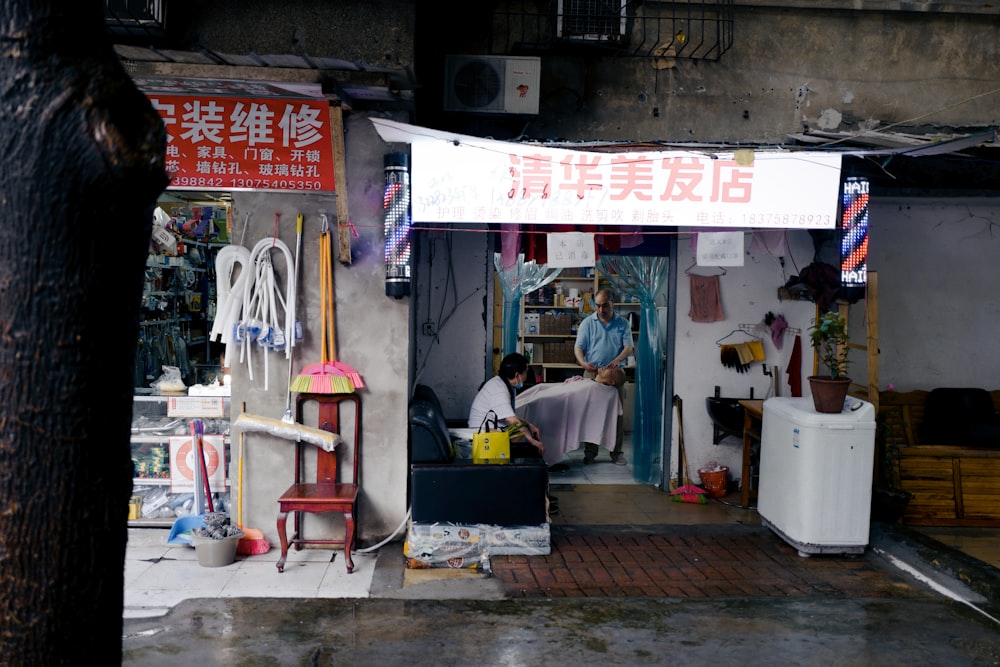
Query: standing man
[[574, 289, 634, 465]]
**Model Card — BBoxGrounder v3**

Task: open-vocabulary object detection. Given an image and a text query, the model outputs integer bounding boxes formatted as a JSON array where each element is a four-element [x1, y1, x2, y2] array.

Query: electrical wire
[[354, 509, 410, 554]]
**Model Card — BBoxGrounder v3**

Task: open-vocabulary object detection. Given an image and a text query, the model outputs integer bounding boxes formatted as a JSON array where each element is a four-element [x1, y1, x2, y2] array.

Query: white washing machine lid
[[763, 396, 876, 428]]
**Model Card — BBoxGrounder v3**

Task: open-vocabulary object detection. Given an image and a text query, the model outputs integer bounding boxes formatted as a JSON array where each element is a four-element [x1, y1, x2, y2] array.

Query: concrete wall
[[422, 2, 999, 144], [536, 5, 1000, 143], [229, 112, 410, 546]]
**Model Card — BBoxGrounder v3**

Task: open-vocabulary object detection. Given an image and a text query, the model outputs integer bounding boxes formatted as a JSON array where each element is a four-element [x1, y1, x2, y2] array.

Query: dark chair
[[408, 384, 549, 527], [276, 392, 361, 573], [923, 387, 1000, 447], [410, 384, 455, 463]]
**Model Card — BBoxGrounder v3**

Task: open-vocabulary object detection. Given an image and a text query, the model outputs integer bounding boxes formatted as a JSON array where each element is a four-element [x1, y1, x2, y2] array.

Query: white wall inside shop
[[410, 226, 492, 422], [670, 198, 1000, 487], [229, 113, 409, 547]]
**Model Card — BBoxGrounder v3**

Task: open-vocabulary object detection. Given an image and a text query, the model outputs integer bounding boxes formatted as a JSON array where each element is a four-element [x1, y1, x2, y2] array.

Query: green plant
[[505, 422, 526, 440], [809, 310, 850, 379]]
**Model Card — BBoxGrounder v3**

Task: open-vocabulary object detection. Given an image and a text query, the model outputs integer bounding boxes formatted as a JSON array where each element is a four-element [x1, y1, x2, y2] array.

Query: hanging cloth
[[769, 314, 788, 350], [689, 274, 724, 322], [750, 230, 787, 256], [499, 225, 521, 270], [786, 335, 803, 397]]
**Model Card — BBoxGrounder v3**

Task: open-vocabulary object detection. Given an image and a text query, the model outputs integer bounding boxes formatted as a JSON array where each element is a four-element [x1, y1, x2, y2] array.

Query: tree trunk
[[0, 2, 167, 663]]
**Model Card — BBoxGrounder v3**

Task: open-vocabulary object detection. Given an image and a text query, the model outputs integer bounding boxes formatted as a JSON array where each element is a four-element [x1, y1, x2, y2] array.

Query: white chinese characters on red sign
[[146, 92, 336, 193]]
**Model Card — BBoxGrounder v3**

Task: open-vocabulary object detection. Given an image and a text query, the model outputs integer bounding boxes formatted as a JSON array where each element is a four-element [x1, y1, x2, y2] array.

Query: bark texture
[[0, 2, 168, 663]]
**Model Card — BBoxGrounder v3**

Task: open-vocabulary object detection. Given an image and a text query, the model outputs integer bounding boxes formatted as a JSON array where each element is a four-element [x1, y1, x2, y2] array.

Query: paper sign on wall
[[546, 232, 596, 268], [696, 232, 745, 267], [166, 396, 225, 418]]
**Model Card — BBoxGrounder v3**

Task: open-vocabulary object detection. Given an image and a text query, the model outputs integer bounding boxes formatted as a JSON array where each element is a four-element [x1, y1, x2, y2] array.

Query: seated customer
[[595, 365, 626, 388], [469, 353, 558, 514], [468, 352, 545, 458], [515, 367, 625, 469]]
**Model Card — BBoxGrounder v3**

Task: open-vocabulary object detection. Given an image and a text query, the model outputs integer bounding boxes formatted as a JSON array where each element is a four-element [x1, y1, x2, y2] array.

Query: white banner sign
[[383, 121, 842, 229]]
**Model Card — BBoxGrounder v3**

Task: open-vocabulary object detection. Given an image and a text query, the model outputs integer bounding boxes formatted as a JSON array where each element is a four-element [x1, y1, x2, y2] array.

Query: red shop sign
[[137, 77, 336, 193]]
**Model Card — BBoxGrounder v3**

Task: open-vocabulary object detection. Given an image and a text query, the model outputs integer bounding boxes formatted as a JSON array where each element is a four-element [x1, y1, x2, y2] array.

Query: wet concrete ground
[[122, 595, 1000, 666], [122, 522, 1000, 666]]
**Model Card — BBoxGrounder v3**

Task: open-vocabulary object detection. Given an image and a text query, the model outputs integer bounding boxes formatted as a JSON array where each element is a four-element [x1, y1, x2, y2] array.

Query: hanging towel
[[770, 314, 788, 350], [688, 274, 724, 322], [786, 335, 803, 397]]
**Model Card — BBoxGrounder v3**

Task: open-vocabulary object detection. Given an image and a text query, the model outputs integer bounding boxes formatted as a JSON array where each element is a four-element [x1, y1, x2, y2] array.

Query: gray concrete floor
[[123, 437, 1000, 665], [123, 506, 1000, 665], [122, 593, 1000, 666]]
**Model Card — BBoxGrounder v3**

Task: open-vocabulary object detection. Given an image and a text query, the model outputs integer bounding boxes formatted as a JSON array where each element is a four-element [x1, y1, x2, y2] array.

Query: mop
[[233, 215, 343, 451], [291, 213, 364, 393], [239, 233, 296, 390], [670, 395, 707, 504], [236, 404, 271, 556]]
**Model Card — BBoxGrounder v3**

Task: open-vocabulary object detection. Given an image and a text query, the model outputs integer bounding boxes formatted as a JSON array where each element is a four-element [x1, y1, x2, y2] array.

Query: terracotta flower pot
[[808, 376, 851, 413]]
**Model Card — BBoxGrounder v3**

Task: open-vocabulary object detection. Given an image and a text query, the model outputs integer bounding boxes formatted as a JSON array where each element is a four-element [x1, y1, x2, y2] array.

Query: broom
[[670, 395, 707, 504], [236, 403, 271, 556], [290, 216, 364, 393]]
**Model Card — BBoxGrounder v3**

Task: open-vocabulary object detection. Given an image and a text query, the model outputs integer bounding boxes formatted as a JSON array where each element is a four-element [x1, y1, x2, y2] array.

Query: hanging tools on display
[[235, 212, 300, 389], [291, 212, 364, 393]]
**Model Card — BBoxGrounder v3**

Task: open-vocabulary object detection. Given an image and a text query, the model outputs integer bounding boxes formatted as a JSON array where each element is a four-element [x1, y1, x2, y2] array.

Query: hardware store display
[[138, 197, 230, 391], [130, 395, 231, 527]]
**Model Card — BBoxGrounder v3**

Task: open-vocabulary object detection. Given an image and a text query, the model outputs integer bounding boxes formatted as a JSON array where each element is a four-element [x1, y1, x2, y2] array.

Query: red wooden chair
[[276, 392, 361, 573]]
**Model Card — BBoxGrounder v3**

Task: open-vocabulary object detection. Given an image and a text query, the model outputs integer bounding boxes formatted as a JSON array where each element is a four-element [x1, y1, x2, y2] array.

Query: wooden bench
[[879, 389, 1000, 526]]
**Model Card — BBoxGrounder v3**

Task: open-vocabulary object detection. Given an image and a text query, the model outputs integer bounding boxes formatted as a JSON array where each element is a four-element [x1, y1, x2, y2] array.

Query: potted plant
[[807, 310, 852, 413]]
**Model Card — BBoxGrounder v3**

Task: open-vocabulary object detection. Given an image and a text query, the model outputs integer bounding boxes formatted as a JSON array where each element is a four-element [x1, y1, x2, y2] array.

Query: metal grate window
[[558, 0, 628, 41]]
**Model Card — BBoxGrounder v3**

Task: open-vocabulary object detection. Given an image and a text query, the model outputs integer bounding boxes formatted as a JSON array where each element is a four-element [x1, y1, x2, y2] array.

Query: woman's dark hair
[[498, 353, 528, 380]]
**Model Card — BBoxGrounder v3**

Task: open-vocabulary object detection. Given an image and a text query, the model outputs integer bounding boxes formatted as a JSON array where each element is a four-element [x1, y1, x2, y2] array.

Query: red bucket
[[698, 467, 729, 498]]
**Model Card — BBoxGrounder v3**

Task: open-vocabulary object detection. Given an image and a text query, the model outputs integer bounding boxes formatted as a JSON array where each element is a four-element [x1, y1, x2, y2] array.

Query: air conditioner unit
[[443, 55, 541, 115], [557, 0, 628, 42]]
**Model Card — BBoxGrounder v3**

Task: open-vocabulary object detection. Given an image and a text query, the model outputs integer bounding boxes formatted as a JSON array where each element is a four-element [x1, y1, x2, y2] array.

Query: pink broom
[[291, 219, 363, 394]]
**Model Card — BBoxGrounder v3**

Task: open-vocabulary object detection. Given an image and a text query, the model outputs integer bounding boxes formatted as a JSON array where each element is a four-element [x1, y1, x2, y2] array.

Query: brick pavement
[[490, 524, 918, 599]]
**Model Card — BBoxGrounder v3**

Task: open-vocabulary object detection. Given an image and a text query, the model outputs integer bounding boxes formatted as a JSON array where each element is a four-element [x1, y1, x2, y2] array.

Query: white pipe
[[355, 510, 410, 554]]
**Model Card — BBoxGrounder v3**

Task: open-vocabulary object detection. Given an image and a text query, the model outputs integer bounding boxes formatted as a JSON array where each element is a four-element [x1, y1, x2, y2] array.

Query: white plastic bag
[[151, 365, 186, 393]]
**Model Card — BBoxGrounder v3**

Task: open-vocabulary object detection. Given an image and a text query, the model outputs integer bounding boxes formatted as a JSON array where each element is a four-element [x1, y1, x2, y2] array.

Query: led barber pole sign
[[840, 177, 869, 287], [383, 153, 412, 298]]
